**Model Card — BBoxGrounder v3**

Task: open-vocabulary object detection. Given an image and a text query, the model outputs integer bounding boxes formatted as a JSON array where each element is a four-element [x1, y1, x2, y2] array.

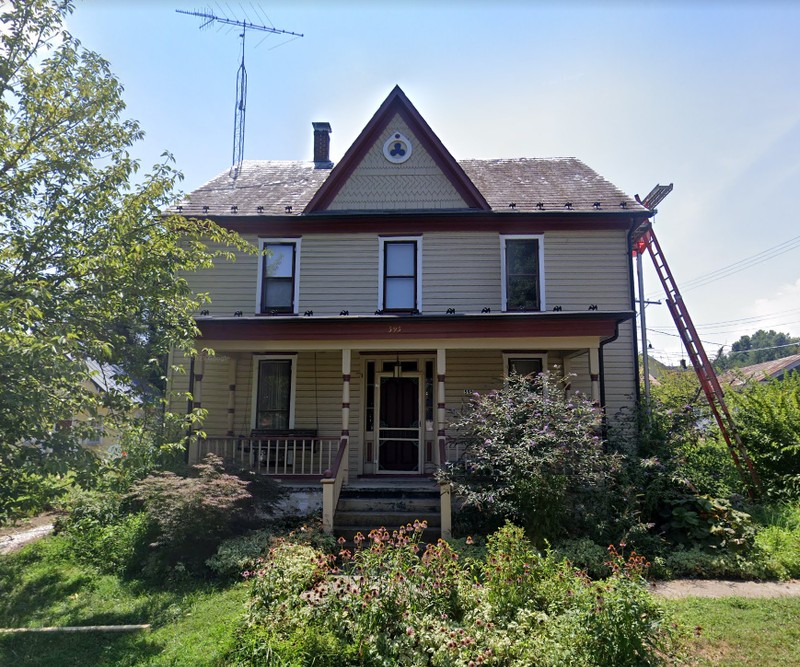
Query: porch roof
[[195, 311, 633, 343]]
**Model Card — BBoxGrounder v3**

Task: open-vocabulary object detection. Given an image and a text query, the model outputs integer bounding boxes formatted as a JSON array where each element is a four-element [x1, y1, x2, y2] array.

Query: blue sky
[[68, 0, 800, 365]]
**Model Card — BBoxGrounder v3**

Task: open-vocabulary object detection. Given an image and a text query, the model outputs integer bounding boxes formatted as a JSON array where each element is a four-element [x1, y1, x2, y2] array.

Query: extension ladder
[[635, 226, 763, 497]]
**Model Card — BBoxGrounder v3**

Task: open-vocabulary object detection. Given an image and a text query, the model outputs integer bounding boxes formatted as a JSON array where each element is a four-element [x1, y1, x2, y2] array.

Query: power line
[[646, 232, 800, 298]]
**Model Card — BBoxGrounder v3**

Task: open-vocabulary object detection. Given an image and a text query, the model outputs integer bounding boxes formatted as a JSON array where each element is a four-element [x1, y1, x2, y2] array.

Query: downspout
[[626, 219, 642, 406], [599, 324, 621, 443]]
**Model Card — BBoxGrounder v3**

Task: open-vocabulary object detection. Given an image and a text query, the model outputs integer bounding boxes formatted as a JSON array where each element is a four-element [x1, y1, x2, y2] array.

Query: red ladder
[[638, 227, 762, 496]]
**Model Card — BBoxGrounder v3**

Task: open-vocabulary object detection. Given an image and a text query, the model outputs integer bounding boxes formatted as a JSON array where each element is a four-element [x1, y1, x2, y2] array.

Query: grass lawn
[[0, 537, 248, 667], [667, 596, 800, 666]]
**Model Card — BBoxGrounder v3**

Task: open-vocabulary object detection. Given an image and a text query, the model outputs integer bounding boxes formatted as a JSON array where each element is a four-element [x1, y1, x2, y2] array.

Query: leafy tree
[[714, 329, 800, 370], [0, 0, 251, 518]]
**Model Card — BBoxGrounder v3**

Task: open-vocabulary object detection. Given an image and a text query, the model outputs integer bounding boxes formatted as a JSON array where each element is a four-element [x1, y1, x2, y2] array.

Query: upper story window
[[379, 237, 422, 313], [258, 239, 299, 314], [501, 235, 544, 312]]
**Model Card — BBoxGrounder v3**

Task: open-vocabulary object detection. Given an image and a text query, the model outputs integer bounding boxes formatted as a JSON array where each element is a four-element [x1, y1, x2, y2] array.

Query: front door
[[376, 373, 422, 473]]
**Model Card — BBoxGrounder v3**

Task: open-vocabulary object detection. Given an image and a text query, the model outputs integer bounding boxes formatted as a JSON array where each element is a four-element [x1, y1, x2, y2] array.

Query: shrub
[[728, 372, 800, 497], [126, 454, 259, 576], [437, 373, 622, 545], [56, 488, 154, 576], [230, 522, 677, 666]]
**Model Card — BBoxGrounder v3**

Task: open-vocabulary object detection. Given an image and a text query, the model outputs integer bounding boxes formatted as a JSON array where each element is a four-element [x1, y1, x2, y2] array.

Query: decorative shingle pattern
[[172, 157, 645, 216]]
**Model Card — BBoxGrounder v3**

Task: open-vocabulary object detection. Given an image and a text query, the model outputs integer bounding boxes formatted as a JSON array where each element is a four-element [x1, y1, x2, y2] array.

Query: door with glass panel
[[376, 372, 423, 473]]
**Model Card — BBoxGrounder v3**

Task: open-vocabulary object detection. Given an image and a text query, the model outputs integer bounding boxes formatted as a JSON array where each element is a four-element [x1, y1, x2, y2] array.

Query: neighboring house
[[76, 359, 141, 454], [721, 353, 800, 388], [167, 86, 651, 537]]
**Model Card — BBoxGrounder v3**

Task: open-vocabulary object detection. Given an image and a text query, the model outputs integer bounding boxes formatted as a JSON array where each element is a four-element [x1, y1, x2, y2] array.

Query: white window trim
[[255, 238, 301, 315], [250, 354, 297, 430], [500, 234, 545, 312], [378, 236, 423, 312], [503, 353, 548, 380]]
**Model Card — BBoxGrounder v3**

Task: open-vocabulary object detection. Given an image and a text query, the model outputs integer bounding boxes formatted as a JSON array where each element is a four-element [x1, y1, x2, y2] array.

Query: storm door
[[376, 373, 423, 473]]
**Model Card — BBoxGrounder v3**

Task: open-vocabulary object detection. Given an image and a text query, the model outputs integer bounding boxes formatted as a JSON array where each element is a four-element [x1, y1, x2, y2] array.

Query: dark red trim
[[436, 374, 446, 382], [437, 429, 446, 436], [304, 86, 490, 213], [437, 402, 446, 409], [591, 374, 600, 381], [212, 211, 643, 235], [194, 374, 203, 381], [341, 429, 350, 436], [228, 384, 236, 391], [227, 408, 235, 414], [342, 374, 351, 382], [342, 403, 350, 409], [197, 313, 631, 342]]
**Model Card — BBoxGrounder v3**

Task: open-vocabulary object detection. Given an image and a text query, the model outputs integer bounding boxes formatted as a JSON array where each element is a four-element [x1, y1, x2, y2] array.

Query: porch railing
[[195, 437, 338, 477]]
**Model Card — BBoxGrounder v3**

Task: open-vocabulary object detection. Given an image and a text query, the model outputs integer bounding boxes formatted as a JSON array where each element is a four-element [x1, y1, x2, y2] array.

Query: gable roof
[[721, 353, 800, 387], [304, 85, 490, 213], [174, 158, 646, 218], [171, 86, 649, 219]]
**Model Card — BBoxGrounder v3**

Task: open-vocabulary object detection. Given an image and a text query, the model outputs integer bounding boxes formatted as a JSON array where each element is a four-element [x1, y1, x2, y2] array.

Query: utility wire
[[647, 232, 800, 298]]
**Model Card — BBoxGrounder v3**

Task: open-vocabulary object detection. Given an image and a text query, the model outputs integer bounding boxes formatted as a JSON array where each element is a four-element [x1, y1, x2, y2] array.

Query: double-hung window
[[253, 356, 295, 430], [501, 235, 544, 312], [379, 237, 421, 312], [258, 239, 299, 314]]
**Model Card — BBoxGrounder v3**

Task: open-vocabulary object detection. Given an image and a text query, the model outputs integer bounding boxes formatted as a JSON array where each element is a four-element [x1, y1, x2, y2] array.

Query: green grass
[[0, 537, 248, 666], [668, 596, 800, 666]]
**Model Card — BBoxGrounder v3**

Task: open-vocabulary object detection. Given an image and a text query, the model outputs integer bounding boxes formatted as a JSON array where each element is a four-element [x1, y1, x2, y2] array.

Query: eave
[[199, 210, 651, 236], [196, 311, 634, 343]]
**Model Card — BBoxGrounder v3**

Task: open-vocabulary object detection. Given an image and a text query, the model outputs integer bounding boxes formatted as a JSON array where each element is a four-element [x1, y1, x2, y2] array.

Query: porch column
[[341, 349, 351, 484], [226, 355, 238, 437], [192, 351, 205, 412], [188, 352, 205, 464], [436, 349, 447, 463], [436, 348, 452, 540], [589, 346, 601, 406]]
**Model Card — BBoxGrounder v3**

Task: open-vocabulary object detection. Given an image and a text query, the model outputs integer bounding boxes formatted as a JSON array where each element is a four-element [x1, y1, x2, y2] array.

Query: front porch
[[178, 330, 614, 538]]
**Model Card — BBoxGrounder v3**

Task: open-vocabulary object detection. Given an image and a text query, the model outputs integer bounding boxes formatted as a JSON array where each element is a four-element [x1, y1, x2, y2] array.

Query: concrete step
[[336, 495, 440, 513], [334, 511, 440, 528]]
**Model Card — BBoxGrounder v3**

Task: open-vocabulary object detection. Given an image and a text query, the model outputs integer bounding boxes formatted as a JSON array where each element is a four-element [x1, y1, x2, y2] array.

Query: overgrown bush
[[229, 522, 677, 666], [207, 518, 334, 580], [438, 373, 622, 545], [728, 372, 800, 497]]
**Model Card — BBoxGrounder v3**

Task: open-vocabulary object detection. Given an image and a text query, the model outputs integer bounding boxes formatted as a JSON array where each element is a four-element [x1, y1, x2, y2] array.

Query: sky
[[64, 0, 800, 366]]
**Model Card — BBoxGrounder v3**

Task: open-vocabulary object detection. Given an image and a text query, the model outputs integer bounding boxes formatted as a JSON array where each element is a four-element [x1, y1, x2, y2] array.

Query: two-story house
[[168, 86, 651, 538]]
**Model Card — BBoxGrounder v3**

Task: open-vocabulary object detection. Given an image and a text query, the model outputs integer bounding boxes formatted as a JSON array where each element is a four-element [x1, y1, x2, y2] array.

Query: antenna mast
[[177, 8, 303, 180]]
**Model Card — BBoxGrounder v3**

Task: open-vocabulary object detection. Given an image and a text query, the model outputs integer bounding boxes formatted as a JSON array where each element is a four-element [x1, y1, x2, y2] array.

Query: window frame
[[378, 236, 423, 313], [500, 234, 545, 312], [256, 238, 301, 315], [250, 354, 297, 430], [503, 353, 548, 381]]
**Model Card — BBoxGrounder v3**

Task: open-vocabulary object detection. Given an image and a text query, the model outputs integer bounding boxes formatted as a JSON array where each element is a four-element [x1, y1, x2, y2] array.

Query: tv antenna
[[176, 8, 303, 180]]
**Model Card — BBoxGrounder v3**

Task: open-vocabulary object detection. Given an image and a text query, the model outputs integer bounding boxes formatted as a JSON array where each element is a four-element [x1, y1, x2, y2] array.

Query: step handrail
[[321, 435, 349, 533]]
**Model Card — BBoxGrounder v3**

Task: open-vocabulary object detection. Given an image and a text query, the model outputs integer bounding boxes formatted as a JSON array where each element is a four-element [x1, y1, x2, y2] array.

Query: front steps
[[333, 479, 442, 545]]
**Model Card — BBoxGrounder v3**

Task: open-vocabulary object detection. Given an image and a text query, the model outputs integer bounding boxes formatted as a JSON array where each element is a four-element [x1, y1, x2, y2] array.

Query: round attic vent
[[383, 131, 412, 164]]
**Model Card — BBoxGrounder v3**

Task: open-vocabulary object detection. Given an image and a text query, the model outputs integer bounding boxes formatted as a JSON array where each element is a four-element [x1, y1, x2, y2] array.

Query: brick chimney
[[312, 122, 333, 168]]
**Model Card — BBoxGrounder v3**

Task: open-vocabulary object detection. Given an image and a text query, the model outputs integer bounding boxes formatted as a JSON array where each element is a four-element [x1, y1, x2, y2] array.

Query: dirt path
[[0, 513, 57, 555], [650, 579, 800, 599]]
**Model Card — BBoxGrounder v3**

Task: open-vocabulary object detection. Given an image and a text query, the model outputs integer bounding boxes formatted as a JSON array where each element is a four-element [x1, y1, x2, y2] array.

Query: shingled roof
[[173, 157, 646, 217]]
